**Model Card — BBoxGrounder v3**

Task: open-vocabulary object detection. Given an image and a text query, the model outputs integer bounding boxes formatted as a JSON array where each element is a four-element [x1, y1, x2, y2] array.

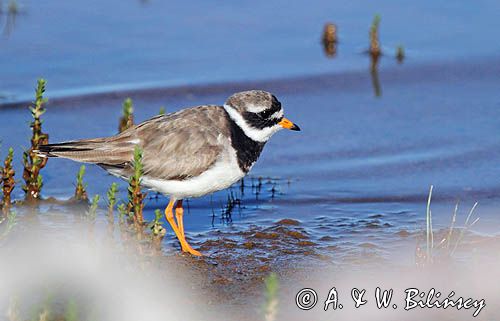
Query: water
[[1, 0, 500, 264], [2, 0, 500, 100]]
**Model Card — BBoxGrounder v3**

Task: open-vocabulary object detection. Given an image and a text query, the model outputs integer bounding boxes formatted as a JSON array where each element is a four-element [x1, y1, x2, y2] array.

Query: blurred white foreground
[[0, 219, 209, 321]]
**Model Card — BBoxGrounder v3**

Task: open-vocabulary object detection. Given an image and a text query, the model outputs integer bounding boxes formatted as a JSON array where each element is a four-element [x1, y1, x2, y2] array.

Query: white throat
[[223, 104, 282, 143]]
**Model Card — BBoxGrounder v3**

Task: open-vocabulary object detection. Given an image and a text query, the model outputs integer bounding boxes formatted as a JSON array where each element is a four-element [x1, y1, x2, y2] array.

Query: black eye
[[258, 108, 274, 119], [257, 100, 281, 119]]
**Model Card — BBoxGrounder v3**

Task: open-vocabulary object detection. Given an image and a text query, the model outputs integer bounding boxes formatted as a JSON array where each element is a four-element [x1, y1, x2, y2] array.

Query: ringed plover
[[37, 90, 300, 256]]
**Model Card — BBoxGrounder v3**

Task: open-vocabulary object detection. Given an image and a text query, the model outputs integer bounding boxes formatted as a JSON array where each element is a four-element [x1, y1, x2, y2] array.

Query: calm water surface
[[2, 0, 500, 100], [1, 0, 500, 263]]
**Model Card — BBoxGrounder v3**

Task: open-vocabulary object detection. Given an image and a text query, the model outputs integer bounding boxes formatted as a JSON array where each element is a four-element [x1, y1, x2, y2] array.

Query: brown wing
[[37, 105, 231, 181], [137, 105, 230, 180]]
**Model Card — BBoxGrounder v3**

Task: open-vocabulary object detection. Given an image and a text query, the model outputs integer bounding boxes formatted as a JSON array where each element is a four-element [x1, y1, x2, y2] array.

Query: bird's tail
[[35, 137, 133, 166]]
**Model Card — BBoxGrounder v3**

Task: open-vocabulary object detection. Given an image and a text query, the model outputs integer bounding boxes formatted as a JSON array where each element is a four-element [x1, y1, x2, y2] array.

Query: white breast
[[141, 144, 245, 199]]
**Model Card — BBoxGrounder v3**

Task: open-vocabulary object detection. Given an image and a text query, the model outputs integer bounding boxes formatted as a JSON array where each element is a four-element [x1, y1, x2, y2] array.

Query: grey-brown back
[[37, 105, 232, 181]]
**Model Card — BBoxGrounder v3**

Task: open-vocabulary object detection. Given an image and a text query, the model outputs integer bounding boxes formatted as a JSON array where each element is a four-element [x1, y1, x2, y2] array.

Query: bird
[[36, 90, 300, 256]]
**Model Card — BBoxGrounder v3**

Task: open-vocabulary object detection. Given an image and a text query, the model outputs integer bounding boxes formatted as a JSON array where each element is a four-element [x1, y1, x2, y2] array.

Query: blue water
[[2, 0, 500, 100], [1, 0, 500, 261]]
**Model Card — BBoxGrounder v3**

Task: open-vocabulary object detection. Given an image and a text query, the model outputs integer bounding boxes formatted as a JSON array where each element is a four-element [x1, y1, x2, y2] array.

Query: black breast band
[[223, 110, 265, 173]]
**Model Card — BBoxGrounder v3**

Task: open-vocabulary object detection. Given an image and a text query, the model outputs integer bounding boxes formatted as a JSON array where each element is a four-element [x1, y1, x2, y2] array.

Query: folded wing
[[37, 106, 230, 181]]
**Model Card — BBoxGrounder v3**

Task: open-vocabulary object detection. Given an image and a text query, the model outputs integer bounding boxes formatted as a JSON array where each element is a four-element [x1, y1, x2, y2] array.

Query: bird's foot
[[183, 246, 202, 257], [180, 239, 202, 256]]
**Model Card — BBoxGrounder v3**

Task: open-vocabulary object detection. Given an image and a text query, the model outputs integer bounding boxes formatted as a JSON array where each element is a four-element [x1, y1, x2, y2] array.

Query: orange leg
[[164, 199, 183, 248], [175, 200, 202, 256], [164, 198, 202, 256], [175, 200, 185, 238]]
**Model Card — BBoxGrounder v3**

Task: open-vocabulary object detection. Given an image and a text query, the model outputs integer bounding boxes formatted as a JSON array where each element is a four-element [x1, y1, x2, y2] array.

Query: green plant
[[116, 202, 131, 243], [117, 203, 127, 223], [322, 22, 337, 44], [106, 183, 118, 237], [87, 195, 100, 222], [158, 106, 166, 115], [149, 209, 166, 249], [321, 23, 337, 57], [150, 209, 166, 236], [369, 14, 381, 57], [87, 195, 99, 239], [73, 165, 88, 202], [107, 182, 118, 218], [23, 79, 49, 202], [445, 202, 459, 252], [425, 185, 433, 263], [263, 273, 279, 321], [118, 98, 134, 133], [418, 186, 480, 266], [127, 146, 145, 225], [450, 202, 479, 255], [1, 148, 15, 214]]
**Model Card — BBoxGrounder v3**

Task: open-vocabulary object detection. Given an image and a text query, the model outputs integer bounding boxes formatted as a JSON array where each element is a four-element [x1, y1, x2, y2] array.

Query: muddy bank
[[1, 201, 499, 321]]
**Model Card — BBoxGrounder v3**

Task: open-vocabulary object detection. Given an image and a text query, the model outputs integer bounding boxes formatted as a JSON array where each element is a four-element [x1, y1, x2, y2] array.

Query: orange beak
[[278, 118, 301, 131]]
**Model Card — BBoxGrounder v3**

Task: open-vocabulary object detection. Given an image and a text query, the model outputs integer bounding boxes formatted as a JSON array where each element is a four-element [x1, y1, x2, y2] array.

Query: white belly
[[141, 148, 246, 199]]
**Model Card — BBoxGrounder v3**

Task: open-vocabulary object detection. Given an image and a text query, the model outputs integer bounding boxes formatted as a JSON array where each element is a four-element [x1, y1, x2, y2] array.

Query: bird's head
[[223, 90, 300, 143]]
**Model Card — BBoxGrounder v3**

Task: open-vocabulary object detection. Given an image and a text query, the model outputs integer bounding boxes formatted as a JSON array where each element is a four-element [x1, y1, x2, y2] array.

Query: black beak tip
[[291, 124, 301, 131]]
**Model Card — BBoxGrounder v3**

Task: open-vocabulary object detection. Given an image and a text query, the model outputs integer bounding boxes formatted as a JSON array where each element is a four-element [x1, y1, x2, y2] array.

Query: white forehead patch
[[245, 103, 268, 113]]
